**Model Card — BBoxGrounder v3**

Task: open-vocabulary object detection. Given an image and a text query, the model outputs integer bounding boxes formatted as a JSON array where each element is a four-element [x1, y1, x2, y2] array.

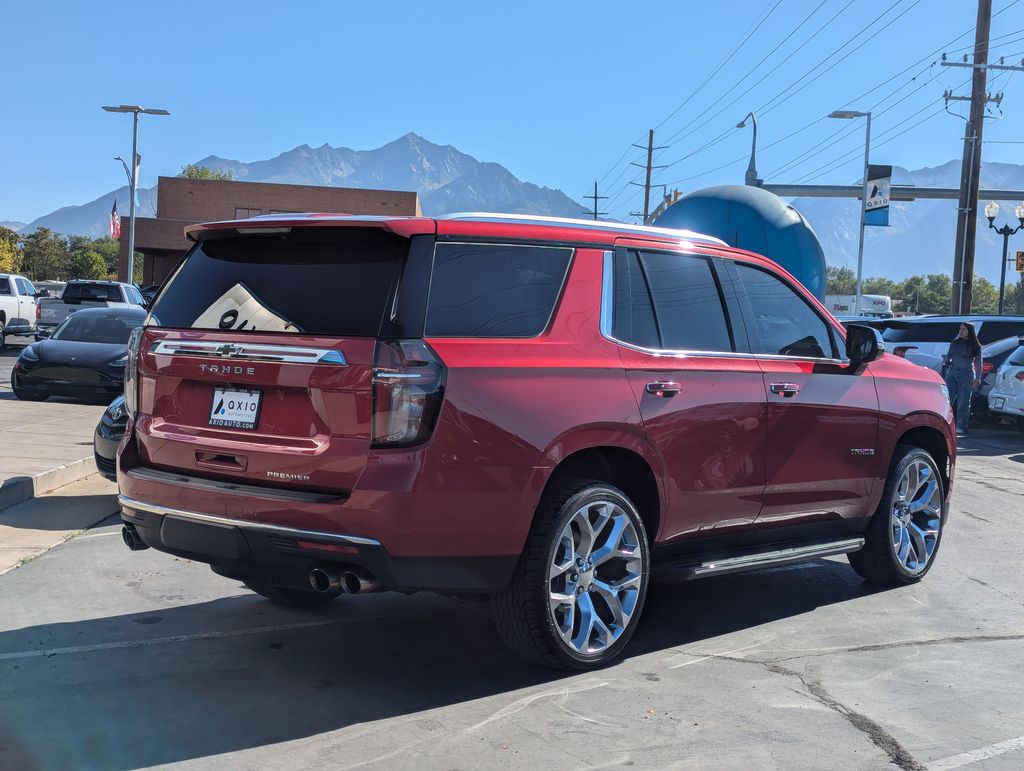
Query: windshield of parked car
[[51, 313, 143, 344]]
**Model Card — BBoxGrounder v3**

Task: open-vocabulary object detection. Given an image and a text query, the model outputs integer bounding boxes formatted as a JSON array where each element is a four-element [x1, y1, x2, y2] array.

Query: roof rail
[[439, 212, 727, 246]]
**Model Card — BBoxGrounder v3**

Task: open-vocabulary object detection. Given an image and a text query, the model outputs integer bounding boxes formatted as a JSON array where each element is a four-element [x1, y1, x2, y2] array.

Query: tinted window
[[52, 312, 144, 344], [978, 320, 1024, 344], [426, 243, 572, 337], [150, 229, 407, 336], [881, 322, 963, 344], [737, 264, 835, 358], [64, 283, 122, 302], [638, 251, 732, 351], [612, 250, 659, 348], [0, 278, 9, 295]]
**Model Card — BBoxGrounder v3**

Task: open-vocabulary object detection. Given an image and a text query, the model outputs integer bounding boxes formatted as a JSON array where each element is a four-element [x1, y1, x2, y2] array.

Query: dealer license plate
[[209, 388, 262, 429]]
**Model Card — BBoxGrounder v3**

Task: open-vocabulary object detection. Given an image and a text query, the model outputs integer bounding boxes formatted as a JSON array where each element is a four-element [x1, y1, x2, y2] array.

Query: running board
[[657, 538, 865, 581]]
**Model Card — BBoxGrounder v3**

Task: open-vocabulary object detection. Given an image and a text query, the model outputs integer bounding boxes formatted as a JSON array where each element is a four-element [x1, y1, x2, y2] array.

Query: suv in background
[[117, 213, 955, 670], [879, 315, 1024, 372]]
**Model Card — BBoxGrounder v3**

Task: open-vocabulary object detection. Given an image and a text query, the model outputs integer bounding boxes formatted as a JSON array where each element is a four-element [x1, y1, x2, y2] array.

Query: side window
[[63, 284, 82, 300], [638, 251, 733, 352], [425, 243, 572, 337], [612, 250, 659, 348], [978, 321, 1024, 344], [0, 278, 10, 295], [736, 263, 836, 359], [16, 278, 33, 296]]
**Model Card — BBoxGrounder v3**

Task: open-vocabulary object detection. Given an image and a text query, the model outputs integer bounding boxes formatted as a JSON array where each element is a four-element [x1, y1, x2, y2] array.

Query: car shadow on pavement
[[0, 557, 883, 769]]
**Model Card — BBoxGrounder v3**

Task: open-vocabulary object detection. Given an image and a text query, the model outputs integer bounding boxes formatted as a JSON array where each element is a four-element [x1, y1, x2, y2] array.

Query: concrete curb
[[0, 456, 96, 513]]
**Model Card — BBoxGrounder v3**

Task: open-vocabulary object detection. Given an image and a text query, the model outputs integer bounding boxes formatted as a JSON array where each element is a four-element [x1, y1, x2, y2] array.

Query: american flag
[[110, 200, 121, 239]]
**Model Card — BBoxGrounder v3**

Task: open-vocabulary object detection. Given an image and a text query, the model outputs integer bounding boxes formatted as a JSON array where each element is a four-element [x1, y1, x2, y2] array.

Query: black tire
[[243, 579, 340, 607], [492, 478, 650, 670], [848, 445, 945, 587]]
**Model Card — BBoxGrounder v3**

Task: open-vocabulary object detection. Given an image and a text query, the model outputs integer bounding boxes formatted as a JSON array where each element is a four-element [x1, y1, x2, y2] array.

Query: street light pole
[[102, 105, 170, 283], [984, 200, 1024, 314], [828, 110, 872, 315], [736, 113, 761, 187]]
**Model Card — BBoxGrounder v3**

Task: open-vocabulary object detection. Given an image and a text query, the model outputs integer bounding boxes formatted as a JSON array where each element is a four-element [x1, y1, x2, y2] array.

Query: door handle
[[645, 381, 681, 398], [769, 382, 801, 398]]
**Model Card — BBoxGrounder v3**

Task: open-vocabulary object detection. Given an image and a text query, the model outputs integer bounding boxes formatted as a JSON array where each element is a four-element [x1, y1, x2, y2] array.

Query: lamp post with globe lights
[[984, 200, 1024, 314]]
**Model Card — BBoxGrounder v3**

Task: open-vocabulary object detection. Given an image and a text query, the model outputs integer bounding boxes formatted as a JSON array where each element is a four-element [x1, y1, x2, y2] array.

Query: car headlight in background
[[18, 346, 39, 363], [940, 384, 950, 404], [109, 353, 128, 367]]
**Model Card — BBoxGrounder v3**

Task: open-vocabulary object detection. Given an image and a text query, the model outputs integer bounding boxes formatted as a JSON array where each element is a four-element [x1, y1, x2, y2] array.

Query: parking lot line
[[928, 734, 1024, 770]]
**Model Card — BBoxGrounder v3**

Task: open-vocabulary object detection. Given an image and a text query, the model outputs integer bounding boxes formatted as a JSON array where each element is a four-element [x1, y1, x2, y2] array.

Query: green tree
[[179, 164, 233, 181], [971, 276, 999, 314], [69, 249, 108, 279], [91, 236, 120, 277], [1007, 272, 1024, 314], [0, 226, 20, 273], [861, 276, 899, 298], [20, 228, 69, 280], [826, 265, 856, 295]]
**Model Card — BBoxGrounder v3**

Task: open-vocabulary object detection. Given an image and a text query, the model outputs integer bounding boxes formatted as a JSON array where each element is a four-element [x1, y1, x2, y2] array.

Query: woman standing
[[943, 322, 983, 435]]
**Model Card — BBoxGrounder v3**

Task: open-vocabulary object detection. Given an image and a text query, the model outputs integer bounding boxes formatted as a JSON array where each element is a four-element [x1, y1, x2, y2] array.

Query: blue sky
[[3, 0, 1024, 224]]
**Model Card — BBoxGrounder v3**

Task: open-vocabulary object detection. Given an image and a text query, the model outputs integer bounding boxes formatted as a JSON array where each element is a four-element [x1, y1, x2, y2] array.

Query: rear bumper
[[119, 496, 518, 593]]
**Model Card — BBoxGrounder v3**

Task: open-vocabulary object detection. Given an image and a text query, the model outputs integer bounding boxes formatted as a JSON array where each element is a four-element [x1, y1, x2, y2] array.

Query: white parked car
[[0, 273, 43, 348], [878, 315, 1024, 372], [987, 342, 1024, 425]]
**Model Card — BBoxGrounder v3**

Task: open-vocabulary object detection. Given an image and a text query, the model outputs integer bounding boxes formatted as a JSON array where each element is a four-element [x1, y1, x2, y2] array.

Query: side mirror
[[35, 288, 50, 298], [35, 329, 51, 340], [846, 324, 884, 373]]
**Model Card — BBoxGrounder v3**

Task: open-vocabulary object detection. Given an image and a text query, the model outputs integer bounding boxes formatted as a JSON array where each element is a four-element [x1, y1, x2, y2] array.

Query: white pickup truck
[[37, 280, 148, 335], [0, 273, 43, 349]]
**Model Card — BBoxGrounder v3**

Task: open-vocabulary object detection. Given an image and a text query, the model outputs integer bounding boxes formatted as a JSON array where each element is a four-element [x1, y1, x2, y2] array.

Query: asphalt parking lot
[[0, 428, 1021, 770]]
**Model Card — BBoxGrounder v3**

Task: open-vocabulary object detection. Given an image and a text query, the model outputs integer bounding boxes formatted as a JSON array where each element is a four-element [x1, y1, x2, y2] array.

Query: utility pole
[[629, 130, 667, 224], [583, 181, 607, 221], [948, 0, 992, 314]]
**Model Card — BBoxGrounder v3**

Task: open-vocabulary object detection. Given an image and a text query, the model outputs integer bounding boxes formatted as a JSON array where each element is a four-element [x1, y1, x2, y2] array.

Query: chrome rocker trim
[[118, 496, 381, 547]]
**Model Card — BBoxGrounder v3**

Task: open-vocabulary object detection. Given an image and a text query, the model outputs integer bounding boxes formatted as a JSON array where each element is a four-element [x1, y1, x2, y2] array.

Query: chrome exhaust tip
[[121, 524, 149, 551], [308, 566, 344, 594], [341, 570, 381, 595]]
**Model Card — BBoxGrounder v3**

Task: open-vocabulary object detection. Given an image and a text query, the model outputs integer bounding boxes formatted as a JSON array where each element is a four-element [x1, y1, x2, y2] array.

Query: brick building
[[118, 176, 421, 284]]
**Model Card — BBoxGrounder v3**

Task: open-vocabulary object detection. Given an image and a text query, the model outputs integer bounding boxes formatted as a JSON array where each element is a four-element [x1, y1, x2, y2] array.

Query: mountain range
[[9, 134, 1024, 285], [16, 133, 588, 238]]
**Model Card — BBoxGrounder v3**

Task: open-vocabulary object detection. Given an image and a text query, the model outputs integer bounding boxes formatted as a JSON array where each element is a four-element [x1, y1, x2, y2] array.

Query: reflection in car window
[[612, 250, 660, 348], [736, 264, 835, 359], [0, 278, 10, 295], [638, 251, 732, 352]]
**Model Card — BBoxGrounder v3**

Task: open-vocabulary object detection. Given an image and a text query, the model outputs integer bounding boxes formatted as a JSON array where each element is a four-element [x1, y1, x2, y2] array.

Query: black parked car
[[11, 306, 147, 402], [94, 394, 127, 481]]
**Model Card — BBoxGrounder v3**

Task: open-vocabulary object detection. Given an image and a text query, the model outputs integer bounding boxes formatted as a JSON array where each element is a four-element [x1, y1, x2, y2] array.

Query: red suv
[[117, 213, 955, 670]]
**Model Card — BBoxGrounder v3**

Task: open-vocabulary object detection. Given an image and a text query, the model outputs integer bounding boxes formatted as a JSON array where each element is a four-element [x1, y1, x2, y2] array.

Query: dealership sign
[[864, 164, 891, 227]]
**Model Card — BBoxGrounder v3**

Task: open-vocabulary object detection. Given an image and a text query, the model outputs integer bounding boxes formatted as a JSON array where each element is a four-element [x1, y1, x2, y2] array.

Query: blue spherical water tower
[[653, 184, 827, 299]]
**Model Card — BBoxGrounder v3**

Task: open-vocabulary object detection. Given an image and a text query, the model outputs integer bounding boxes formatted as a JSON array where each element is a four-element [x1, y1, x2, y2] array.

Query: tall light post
[[984, 200, 1024, 314], [828, 110, 872, 315], [102, 105, 169, 283], [736, 112, 761, 187]]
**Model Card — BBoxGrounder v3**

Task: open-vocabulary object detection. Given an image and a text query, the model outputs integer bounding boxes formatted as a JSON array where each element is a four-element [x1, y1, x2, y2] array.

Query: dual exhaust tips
[[309, 566, 380, 595], [121, 523, 377, 596]]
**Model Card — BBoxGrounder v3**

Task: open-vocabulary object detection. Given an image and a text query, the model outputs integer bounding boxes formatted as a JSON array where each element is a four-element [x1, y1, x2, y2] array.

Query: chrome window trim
[[600, 250, 850, 365], [149, 339, 347, 365], [118, 496, 381, 547]]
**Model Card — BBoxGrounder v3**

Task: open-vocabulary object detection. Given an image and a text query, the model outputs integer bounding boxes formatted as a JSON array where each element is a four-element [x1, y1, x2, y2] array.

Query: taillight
[[1015, 371, 1024, 382], [371, 340, 445, 447], [982, 362, 994, 375], [35, 304, 40, 321], [124, 327, 142, 419], [893, 345, 918, 358]]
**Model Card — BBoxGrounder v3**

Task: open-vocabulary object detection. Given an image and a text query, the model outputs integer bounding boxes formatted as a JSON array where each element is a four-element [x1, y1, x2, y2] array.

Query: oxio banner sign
[[865, 164, 892, 226]]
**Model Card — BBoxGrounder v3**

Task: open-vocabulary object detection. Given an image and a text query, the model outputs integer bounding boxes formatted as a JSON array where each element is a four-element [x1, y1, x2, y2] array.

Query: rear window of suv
[[149, 229, 408, 336]]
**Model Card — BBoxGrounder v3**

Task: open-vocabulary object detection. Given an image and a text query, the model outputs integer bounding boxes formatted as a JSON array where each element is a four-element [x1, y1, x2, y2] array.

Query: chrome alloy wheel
[[890, 458, 943, 574], [547, 500, 644, 656]]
